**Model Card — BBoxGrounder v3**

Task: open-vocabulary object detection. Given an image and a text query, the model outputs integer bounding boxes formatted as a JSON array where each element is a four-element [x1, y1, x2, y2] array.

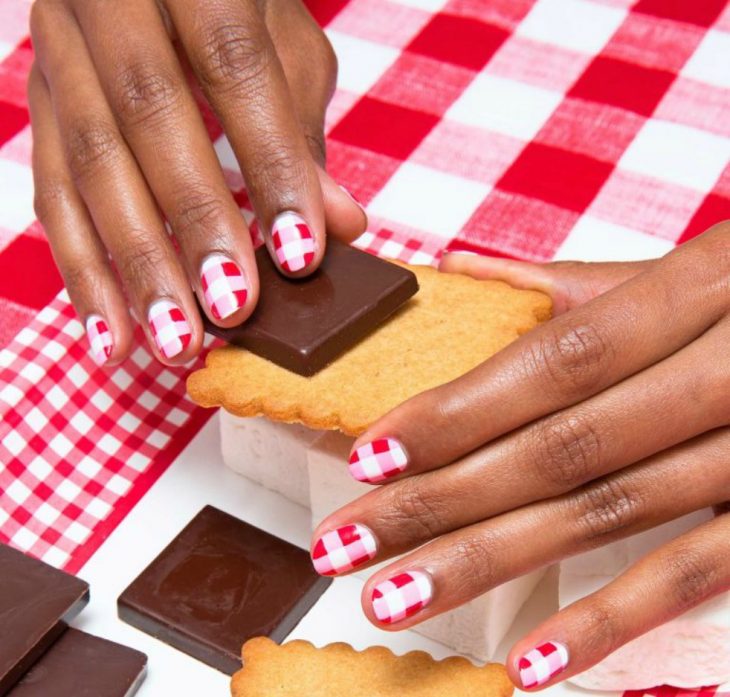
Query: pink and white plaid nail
[[200, 254, 248, 320], [148, 300, 192, 359], [519, 641, 569, 688], [371, 570, 433, 624], [348, 438, 408, 483], [311, 524, 377, 576], [85, 314, 113, 365], [271, 212, 315, 273]]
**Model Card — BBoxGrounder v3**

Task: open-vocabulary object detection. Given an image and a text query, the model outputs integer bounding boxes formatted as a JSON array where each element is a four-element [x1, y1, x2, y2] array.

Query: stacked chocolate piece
[[0, 544, 146, 696]]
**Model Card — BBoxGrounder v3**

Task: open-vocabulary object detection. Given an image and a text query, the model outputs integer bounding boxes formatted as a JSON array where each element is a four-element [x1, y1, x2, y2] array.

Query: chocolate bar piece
[[203, 239, 419, 376], [9, 629, 146, 697], [0, 544, 89, 696], [117, 506, 331, 674]]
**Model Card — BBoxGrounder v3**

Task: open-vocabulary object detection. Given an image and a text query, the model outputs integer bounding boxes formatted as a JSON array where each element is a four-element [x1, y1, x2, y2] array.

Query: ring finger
[[32, 3, 200, 362]]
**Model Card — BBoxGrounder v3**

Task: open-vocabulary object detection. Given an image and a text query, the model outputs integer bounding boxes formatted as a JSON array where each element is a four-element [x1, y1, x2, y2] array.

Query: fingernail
[[348, 438, 408, 483], [86, 314, 113, 365], [311, 524, 377, 576], [200, 254, 249, 320], [271, 211, 316, 273], [148, 299, 192, 359], [519, 642, 569, 688], [371, 570, 433, 624]]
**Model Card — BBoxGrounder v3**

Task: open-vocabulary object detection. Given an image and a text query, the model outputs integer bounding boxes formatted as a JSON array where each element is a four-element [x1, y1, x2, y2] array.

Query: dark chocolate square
[[9, 629, 146, 697], [117, 506, 331, 674], [203, 239, 419, 376], [0, 544, 89, 696]]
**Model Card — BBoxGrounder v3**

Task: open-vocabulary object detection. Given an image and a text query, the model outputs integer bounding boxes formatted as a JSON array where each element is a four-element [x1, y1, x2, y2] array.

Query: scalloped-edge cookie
[[231, 637, 514, 697], [187, 264, 551, 436]]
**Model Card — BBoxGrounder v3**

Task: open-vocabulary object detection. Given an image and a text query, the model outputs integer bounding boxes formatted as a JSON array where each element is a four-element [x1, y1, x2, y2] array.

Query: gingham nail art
[[200, 254, 248, 320], [519, 641, 569, 688], [371, 570, 433, 624], [271, 211, 315, 273], [148, 299, 192, 359], [86, 314, 113, 365], [348, 438, 408, 483], [311, 524, 377, 576]]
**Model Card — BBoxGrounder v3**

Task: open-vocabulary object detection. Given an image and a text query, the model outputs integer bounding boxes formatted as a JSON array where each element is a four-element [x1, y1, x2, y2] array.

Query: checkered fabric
[[519, 641, 571, 688], [200, 254, 248, 320], [0, 0, 729, 690], [371, 570, 434, 624], [271, 212, 316, 272], [311, 523, 377, 576], [348, 437, 409, 483]]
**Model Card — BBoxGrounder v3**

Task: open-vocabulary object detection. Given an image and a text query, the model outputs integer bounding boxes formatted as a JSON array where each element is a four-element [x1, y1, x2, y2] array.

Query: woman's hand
[[311, 223, 730, 689], [28, 0, 365, 365]]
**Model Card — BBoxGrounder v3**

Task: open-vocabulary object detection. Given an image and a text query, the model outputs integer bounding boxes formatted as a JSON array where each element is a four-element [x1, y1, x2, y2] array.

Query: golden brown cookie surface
[[231, 637, 514, 697], [188, 264, 551, 436]]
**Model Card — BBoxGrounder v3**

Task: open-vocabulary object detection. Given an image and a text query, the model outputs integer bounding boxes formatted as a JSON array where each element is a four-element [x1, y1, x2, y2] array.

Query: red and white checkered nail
[[519, 641, 569, 688], [371, 570, 433, 624], [148, 299, 192, 359], [200, 254, 248, 320], [85, 314, 113, 365], [348, 438, 408, 483], [271, 212, 316, 273], [311, 524, 377, 576]]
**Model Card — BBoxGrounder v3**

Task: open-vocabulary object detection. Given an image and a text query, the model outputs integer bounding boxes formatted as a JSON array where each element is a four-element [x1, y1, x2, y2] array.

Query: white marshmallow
[[219, 411, 320, 508], [307, 430, 546, 661], [562, 509, 730, 690]]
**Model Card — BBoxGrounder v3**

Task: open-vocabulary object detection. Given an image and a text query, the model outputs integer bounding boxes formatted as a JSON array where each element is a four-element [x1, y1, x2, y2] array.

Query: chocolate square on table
[[117, 506, 331, 674], [8, 629, 147, 697], [203, 239, 419, 376], [0, 544, 89, 696]]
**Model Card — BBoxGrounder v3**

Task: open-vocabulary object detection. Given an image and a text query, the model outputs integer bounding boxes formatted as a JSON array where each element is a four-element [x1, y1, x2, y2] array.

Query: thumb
[[439, 253, 656, 315]]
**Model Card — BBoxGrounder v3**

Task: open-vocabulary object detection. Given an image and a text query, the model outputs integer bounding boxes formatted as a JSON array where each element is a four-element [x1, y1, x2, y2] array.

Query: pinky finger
[[508, 510, 730, 689], [28, 65, 132, 366]]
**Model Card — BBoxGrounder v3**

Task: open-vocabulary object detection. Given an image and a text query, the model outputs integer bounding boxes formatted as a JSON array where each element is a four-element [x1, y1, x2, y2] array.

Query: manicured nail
[[147, 299, 192, 359], [311, 524, 377, 576], [348, 438, 408, 483], [371, 570, 433, 624], [86, 314, 113, 365], [200, 254, 248, 320], [519, 642, 569, 688], [271, 211, 316, 273]]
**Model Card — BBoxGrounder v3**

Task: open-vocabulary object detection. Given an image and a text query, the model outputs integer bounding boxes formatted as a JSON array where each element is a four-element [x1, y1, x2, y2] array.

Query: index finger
[[348, 230, 728, 482]]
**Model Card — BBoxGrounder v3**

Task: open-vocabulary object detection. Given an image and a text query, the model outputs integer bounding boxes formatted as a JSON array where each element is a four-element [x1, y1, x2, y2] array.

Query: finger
[[28, 63, 132, 365], [349, 232, 728, 483], [508, 511, 730, 689], [72, 0, 258, 326], [319, 168, 368, 243], [439, 254, 654, 314], [342, 427, 730, 633], [31, 2, 200, 363], [167, 0, 325, 276]]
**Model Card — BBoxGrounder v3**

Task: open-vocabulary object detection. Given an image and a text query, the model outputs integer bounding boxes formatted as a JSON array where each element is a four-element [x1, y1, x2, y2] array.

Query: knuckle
[[116, 230, 169, 290], [246, 136, 307, 201], [385, 483, 448, 542], [65, 118, 121, 181], [533, 413, 603, 490], [33, 179, 71, 224], [30, 0, 61, 42], [113, 62, 183, 127], [170, 186, 228, 240], [528, 322, 614, 401], [197, 21, 270, 94], [573, 476, 644, 542], [665, 547, 717, 610], [451, 532, 498, 590], [581, 598, 623, 653]]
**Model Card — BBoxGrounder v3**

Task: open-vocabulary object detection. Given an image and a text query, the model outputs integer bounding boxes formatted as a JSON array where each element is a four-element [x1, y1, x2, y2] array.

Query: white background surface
[[72, 412, 560, 696]]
